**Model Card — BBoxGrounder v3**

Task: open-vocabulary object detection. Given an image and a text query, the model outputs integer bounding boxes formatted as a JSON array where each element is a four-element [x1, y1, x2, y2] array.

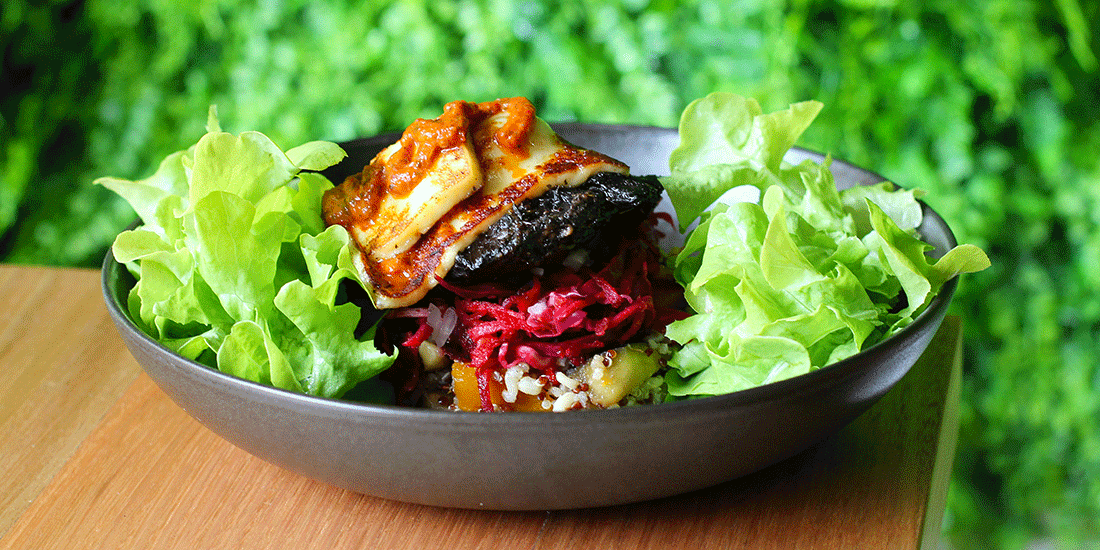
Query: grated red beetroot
[[394, 218, 687, 411]]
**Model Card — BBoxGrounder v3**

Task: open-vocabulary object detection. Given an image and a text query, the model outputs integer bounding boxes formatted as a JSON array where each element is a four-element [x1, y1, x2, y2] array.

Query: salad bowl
[[102, 123, 959, 510]]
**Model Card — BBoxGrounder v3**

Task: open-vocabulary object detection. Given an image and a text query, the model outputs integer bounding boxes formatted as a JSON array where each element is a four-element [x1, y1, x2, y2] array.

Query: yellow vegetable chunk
[[576, 345, 662, 407], [451, 362, 546, 412]]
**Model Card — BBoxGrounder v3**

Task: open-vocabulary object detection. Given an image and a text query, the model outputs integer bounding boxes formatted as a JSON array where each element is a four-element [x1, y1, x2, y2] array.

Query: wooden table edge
[[919, 315, 963, 549]]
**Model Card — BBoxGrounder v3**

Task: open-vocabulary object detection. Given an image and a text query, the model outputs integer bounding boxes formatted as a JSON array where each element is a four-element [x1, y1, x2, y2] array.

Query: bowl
[[102, 123, 959, 511]]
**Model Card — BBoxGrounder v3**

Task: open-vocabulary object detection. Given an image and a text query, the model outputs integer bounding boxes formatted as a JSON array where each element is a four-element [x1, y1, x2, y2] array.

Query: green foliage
[[3, 0, 1099, 546]]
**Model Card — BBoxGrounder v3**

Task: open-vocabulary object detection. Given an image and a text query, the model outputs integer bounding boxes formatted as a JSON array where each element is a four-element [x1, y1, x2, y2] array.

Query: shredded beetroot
[[401, 322, 433, 349], [476, 367, 495, 413]]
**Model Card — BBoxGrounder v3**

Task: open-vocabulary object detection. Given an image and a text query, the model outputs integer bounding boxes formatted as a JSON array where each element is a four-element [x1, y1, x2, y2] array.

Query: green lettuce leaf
[[97, 107, 395, 400], [664, 93, 823, 230], [661, 93, 989, 398]]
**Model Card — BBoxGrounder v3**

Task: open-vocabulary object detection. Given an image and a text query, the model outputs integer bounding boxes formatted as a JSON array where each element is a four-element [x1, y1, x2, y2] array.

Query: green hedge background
[[3, 1, 1098, 547]]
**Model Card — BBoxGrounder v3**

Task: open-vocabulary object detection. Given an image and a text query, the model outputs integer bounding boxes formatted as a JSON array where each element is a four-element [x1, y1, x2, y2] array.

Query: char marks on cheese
[[321, 97, 629, 308]]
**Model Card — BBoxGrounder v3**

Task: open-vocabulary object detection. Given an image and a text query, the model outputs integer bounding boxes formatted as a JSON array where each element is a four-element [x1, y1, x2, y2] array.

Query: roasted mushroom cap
[[448, 171, 663, 283]]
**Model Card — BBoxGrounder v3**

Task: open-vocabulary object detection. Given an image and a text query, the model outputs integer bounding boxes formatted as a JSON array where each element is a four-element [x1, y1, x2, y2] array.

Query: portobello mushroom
[[448, 172, 663, 282]]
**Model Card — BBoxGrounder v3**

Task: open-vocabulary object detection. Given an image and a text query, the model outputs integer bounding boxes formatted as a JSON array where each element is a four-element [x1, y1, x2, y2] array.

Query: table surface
[[0, 264, 962, 550]]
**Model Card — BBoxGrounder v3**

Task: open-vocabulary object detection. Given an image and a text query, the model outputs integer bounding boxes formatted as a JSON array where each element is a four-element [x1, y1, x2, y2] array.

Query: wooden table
[[0, 265, 962, 549]]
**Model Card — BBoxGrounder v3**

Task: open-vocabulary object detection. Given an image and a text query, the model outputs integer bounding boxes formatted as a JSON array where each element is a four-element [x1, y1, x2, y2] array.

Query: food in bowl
[[97, 93, 989, 413]]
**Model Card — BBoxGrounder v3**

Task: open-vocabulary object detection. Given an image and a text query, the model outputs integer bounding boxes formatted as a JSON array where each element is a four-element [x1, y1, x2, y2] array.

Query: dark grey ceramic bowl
[[102, 123, 959, 511]]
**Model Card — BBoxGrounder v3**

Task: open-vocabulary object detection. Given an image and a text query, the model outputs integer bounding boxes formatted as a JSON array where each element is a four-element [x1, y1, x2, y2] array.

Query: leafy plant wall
[[3, 1, 1098, 546]]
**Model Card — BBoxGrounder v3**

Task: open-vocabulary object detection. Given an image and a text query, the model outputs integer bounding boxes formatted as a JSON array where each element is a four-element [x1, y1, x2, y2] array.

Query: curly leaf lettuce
[[661, 93, 989, 398], [97, 108, 395, 399]]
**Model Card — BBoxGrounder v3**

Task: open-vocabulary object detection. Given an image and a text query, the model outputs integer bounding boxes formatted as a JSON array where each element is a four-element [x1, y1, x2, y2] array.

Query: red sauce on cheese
[[386, 98, 535, 198]]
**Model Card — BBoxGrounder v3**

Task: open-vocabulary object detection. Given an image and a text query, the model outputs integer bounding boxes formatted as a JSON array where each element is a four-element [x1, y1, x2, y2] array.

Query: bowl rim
[[101, 123, 960, 426]]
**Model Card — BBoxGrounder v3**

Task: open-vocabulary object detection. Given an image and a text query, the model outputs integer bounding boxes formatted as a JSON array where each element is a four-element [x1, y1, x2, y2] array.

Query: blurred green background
[[3, 0, 1098, 547]]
